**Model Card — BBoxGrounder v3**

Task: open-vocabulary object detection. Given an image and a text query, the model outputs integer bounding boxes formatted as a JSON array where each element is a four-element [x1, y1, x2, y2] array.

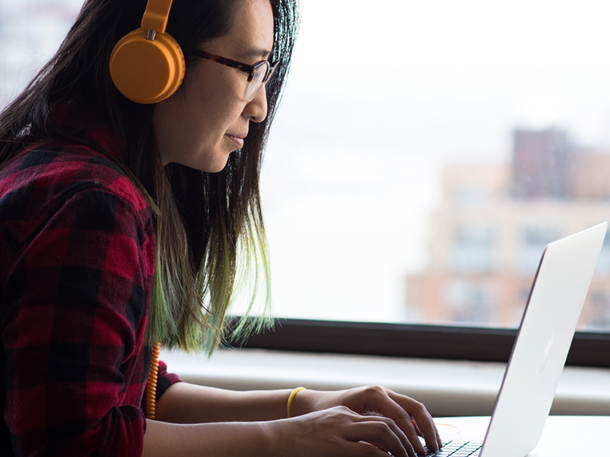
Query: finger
[[351, 441, 405, 457], [386, 391, 442, 452], [431, 414, 444, 449], [346, 418, 415, 457], [424, 411, 443, 449], [381, 417, 418, 457], [411, 419, 422, 437], [361, 391, 427, 454], [415, 411, 443, 450], [414, 408, 442, 451], [424, 411, 443, 450]]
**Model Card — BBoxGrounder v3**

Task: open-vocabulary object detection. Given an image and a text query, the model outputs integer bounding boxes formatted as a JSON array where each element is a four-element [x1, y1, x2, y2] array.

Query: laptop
[[422, 222, 608, 457]]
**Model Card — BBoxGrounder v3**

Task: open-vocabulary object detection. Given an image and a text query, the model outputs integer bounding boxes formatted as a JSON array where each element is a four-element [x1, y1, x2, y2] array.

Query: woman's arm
[[143, 406, 419, 457], [142, 419, 274, 457], [154, 382, 442, 455], [0, 183, 156, 457], [156, 382, 294, 423]]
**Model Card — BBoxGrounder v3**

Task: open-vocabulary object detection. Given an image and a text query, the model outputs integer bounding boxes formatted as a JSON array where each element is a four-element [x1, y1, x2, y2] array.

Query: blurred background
[[3, 0, 610, 330]]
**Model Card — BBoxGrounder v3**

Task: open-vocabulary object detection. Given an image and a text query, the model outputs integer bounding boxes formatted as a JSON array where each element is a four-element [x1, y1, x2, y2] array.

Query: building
[[511, 128, 572, 200], [406, 128, 610, 330]]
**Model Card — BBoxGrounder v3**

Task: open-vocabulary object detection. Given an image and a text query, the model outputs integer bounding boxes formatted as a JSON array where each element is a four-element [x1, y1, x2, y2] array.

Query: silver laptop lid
[[480, 222, 607, 457]]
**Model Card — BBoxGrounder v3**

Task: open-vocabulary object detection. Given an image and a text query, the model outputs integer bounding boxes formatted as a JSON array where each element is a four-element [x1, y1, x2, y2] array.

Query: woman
[[0, 0, 442, 456]]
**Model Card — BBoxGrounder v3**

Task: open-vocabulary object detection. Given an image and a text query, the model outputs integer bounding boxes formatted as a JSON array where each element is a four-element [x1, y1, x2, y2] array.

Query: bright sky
[[273, 0, 610, 161]]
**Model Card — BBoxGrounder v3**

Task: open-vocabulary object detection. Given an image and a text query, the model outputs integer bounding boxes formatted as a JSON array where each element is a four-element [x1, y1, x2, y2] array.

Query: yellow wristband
[[287, 387, 306, 418]]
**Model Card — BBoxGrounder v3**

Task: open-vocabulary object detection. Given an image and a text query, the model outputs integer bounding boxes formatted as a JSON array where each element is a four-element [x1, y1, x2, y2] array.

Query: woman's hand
[[145, 404, 428, 457], [290, 386, 442, 455], [269, 405, 419, 457]]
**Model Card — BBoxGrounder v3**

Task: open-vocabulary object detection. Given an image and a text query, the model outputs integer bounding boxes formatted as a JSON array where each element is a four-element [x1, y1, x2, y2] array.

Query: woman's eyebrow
[[241, 47, 272, 60]]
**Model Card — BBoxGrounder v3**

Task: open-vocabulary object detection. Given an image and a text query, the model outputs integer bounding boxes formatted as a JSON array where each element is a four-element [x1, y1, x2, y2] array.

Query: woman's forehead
[[223, 0, 274, 56]]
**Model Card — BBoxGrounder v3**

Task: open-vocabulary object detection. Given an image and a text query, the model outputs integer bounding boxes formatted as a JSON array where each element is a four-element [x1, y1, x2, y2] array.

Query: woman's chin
[[166, 154, 230, 173], [205, 163, 229, 173], [202, 156, 231, 173]]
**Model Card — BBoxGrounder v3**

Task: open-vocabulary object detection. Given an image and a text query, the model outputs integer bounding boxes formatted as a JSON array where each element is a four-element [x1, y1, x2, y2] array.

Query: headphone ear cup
[[110, 29, 185, 104]]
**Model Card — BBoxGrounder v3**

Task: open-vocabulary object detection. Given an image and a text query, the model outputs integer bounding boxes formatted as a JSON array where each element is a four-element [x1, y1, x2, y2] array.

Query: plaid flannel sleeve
[[1, 186, 155, 456], [155, 360, 182, 402]]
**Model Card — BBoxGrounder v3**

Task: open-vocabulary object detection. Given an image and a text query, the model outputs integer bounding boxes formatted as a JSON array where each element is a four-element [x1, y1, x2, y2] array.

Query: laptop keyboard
[[419, 440, 482, 456]]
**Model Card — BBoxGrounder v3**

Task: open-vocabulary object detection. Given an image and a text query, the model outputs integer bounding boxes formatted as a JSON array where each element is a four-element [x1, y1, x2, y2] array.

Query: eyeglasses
[[192, 50, 278, 102]]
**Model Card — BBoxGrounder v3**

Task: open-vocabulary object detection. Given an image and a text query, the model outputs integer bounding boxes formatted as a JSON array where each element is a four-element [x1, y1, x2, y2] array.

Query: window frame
[[233, 319, 610, 368]]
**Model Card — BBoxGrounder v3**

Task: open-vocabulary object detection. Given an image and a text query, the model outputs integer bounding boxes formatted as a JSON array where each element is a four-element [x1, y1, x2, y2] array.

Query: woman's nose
[[244, 85, 268, 123]]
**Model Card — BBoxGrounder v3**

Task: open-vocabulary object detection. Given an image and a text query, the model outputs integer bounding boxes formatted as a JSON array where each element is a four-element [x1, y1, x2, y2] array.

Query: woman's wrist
[[144, 419, 278, 457], [285, 387, 319, 418], [286, 387, 306, 417]]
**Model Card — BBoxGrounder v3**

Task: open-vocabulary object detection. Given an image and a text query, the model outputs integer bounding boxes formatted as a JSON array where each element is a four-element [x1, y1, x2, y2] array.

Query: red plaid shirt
[[0, 105, 181, 456]]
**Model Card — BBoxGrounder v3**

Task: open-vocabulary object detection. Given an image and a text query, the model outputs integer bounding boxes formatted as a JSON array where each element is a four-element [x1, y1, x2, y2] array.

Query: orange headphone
[[110, 0, 185, 104]]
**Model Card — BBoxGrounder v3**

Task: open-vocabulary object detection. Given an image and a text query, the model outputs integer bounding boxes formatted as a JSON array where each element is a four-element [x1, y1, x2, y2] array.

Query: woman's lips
[[226, 134, 245, 149]]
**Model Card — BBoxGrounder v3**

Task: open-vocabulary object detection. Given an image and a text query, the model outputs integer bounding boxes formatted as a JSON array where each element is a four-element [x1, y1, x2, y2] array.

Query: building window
[[444, 280, 496, 324], [450, 223, 497, 272], [519, 225, 560, 272]]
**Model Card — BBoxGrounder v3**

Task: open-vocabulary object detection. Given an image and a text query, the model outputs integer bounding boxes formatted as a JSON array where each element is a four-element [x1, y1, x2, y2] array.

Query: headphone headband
[[141, 0, 173, 34]]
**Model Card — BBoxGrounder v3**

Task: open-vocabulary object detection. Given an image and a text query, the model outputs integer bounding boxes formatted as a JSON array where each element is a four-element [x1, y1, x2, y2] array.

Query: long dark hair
[[0, 0, 300, 353]]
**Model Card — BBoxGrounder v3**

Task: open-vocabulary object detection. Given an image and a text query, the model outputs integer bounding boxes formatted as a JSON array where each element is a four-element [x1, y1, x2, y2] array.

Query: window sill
[[161, 348, 610, 417]]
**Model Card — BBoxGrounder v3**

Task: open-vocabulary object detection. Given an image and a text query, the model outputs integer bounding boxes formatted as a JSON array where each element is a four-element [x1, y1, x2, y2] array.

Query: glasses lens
[[245, 62, 270, 101]]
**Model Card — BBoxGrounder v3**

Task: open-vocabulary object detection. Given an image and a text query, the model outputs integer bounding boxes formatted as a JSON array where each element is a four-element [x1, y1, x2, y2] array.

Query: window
[[254, 0, 610, 366], [450, 223, 497, 272], [520, 225, 560, 272], [444, 280, 496, 323], [3, 0, 610, 367], [0, 0, 83, 106]]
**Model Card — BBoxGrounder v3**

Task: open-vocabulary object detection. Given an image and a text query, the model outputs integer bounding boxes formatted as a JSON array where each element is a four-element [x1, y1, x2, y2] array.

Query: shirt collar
[[47, 104, 123, 161]]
